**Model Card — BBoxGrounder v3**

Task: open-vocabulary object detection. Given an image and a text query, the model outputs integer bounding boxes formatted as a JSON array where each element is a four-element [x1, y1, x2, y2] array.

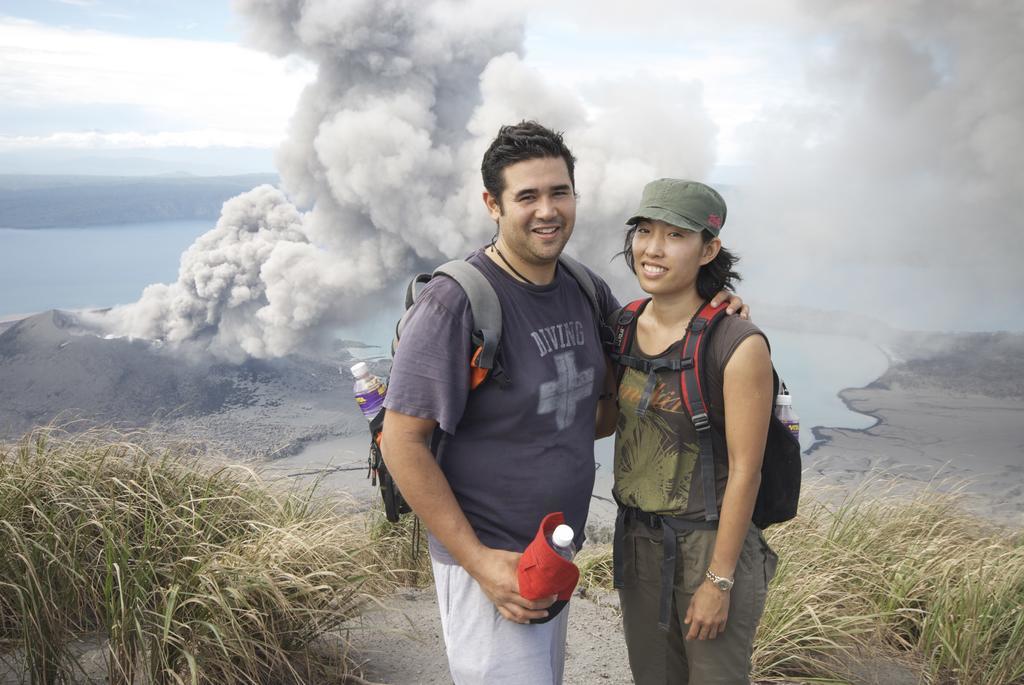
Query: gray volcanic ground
[[0, 310, 382, 459], [3, 308, 1023, 529]]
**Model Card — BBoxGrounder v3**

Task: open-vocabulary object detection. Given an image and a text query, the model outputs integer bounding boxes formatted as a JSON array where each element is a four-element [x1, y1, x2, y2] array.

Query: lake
[[0, 220, 213, 317]]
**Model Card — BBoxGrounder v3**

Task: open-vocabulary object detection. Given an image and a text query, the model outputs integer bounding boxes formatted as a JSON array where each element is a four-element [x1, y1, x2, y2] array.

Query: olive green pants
[[617, 519, 777, 685]]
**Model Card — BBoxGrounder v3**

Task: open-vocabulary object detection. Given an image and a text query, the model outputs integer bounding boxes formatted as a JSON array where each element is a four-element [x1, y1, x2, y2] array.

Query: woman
[[606, 179, 778, 684]]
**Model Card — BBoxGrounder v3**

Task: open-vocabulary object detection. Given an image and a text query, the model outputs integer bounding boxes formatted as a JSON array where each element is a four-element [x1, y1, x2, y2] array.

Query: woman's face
[[631, 219, 720, 296]]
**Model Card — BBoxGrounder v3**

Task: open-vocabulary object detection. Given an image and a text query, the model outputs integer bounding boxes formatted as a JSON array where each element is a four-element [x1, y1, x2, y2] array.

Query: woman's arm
[[683, 333, 773, 640]]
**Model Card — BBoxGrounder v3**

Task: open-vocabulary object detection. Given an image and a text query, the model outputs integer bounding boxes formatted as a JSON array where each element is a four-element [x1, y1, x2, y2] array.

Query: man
[[381, 121, 744, 684]]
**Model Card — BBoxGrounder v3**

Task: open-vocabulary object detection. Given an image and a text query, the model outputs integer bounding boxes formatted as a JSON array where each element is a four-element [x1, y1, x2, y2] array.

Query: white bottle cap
[[775, 394, 792, 406], [552, 524, 574, 548], [350, 361, 370, 378]]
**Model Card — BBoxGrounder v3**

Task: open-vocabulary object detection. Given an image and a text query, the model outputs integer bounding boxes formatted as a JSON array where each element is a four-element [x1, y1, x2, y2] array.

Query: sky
[[0, 0, 311, 173], [0, 0, 807, 174], [2, 0, 1022, 354]]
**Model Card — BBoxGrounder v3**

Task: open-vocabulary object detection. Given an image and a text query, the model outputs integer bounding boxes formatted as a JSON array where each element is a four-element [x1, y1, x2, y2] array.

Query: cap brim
[[626, 206, 711, 234]]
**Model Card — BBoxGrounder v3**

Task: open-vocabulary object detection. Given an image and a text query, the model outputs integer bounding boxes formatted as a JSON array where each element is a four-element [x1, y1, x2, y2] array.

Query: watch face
[[715, 579, 731, 591]]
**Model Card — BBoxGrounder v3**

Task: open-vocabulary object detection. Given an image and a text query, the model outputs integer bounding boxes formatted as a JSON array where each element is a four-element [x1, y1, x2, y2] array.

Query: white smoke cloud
[[94, 0, 1020, 357], [725, 0, 1024, 330], [95, 0, 717, 357]]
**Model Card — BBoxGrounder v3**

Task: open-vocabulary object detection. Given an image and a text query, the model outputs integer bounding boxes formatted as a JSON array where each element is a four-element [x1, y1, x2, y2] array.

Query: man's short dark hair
[[481, 121, 577, 210]]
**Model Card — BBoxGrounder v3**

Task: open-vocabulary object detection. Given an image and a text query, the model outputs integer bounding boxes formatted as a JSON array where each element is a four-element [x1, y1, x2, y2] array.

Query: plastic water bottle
[[351, 361, 386, 421], [775, 387, 799, 441], [547, 524, 576, 561]]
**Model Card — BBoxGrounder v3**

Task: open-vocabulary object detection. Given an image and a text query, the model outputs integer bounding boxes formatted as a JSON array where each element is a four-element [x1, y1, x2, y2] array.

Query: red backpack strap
[[608, 298, 649, 382], [611, 299, 648, 354], [677, 300, 730, 522]]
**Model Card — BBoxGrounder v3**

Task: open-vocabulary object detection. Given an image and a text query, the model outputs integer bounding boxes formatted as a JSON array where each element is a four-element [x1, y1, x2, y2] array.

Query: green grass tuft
[[0, 427, 425, 684]]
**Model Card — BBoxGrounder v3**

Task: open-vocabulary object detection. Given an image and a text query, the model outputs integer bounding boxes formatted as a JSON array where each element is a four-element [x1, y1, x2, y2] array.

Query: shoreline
[[806, 385, 884, 457], [803, 337, 898, 455], [805, 385, 1024, 528]]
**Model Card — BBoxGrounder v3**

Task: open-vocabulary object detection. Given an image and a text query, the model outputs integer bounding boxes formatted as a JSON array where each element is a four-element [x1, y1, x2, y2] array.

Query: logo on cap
[[708, 214, 723, 230]]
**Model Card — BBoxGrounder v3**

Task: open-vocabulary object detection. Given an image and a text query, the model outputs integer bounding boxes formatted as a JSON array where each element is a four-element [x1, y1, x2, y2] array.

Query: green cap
[[626, 178, 727, 236]]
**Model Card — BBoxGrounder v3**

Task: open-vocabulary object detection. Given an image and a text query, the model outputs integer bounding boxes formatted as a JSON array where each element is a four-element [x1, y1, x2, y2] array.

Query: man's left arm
[[711, 291, 749, 319], [595, 355, 618, 438]]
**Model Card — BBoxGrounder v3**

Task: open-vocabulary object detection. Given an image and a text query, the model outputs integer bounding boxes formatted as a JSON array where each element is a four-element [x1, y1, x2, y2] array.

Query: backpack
[[607, 297, 801, 529], [366, 254, 605, 522]]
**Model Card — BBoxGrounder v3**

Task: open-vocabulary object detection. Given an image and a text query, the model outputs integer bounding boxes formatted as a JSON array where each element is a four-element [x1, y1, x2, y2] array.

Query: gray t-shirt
[[384, 249, 618, 563]]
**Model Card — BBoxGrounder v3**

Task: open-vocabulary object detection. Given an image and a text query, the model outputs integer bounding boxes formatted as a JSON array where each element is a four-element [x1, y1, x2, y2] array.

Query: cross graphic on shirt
[[537, 351, 594, 430]]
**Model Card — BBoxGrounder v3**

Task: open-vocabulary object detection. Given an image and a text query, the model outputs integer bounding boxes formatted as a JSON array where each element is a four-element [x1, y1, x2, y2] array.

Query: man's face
[[484, 156, 576, 266]]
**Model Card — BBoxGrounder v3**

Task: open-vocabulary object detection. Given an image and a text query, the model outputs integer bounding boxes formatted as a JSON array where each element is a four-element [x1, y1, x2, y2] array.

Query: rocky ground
[[0, 310, 377, 460], [340, 587, 633, 685]]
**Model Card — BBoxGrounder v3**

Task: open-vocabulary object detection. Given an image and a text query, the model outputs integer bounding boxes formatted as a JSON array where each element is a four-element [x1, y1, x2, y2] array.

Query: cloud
[[0, 17, 314, 148], [89, 0, 1024, 356], [728, 0, 1024, 329], [0, 130, 283, 149], [92, 0, 719, 358]]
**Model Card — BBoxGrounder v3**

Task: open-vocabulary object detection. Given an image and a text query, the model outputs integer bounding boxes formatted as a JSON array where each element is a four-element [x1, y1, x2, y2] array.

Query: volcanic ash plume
[[731, 0, 1024, 330], [95, 0, 718, 358]]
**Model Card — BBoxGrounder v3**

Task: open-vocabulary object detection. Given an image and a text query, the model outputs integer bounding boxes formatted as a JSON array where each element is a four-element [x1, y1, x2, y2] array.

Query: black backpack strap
[[608, 298, 649, 366], [611, 498, 717, 631], [559, 254, 614, 347], [392, 273, 433, 357], [557, 254, 598, 310], [678, 300, 730, 523], [609, 298, 696, 417]]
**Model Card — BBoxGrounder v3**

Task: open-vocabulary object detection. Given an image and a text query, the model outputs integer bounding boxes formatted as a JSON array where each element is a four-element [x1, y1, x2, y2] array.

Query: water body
[[762, 328, 890, 450], [0, 220, 212, 317]]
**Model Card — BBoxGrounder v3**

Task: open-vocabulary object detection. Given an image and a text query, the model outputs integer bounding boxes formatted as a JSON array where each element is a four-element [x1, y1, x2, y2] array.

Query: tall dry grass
[[576, 481, 1024, 685], [0, 428, 426, 684]]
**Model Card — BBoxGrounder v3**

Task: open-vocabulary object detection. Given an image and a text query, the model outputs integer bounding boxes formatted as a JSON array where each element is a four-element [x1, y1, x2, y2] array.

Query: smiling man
[[380, 122, 744, 684]]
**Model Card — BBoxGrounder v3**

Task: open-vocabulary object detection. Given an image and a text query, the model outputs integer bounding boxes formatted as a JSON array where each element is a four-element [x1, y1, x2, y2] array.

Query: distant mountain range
[[0, 173, 278, 229]]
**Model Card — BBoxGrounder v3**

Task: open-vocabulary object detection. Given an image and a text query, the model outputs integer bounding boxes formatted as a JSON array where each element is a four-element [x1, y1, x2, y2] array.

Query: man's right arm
[[381, 401, 555, 623]]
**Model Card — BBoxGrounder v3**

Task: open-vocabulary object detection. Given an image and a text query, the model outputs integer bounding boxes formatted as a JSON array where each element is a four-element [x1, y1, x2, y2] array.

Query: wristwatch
[[705, 568, 734, 592]]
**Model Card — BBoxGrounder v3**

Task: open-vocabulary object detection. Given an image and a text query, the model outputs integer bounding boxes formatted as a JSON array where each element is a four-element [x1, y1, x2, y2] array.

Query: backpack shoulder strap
[[558, 254, 614, 347], [392, 272, 433, 357], [392, 259, 506, 389], [608, 298, 649, 368], [432, 260, 502, 372], [558, 254, 599, 316], [678, 300, 730, 522]]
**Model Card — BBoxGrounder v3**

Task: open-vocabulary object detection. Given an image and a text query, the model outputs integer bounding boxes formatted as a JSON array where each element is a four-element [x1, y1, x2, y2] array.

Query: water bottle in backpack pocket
[[349, 362, 410, 522], [352, 362, 386, 420], [774, 384, 799, 442]]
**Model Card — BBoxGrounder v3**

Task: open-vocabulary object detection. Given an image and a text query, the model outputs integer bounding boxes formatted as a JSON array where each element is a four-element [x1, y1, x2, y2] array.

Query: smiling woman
[[607, 178, 780, 685]]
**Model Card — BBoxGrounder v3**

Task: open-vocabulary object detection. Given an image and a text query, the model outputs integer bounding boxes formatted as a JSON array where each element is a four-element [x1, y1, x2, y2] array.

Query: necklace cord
[[489, 240, 537, 285]]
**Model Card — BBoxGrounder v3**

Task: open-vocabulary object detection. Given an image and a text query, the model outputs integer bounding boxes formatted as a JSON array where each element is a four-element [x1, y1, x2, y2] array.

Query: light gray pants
[[432, 557, 570, 684]]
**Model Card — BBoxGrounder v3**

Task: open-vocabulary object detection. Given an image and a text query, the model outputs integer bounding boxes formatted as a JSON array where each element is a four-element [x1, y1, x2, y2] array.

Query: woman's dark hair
[[620, 225, 742, 300]]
